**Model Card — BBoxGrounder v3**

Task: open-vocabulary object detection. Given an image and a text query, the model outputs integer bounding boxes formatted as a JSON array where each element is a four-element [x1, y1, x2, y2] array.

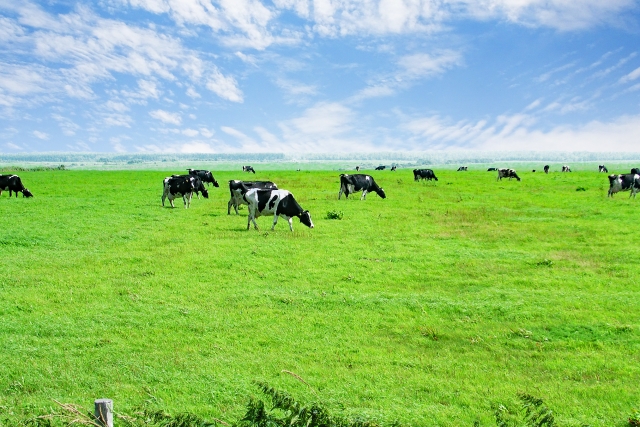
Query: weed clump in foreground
[[495, 393, 556, 427]]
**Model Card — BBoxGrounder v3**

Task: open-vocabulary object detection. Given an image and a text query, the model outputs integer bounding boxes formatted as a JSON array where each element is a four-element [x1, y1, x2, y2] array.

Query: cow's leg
[[186, 193, 192, 208], [169, 196, 175, 208], [271, 212, 279, 230], [228, 198, 232, 215], [361, 190, 367, 200], [338, 185, 344, 199], [287, 217, 293, 231]]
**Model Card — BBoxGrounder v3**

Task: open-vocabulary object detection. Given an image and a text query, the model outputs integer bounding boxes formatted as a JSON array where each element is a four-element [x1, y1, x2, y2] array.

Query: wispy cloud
[[149, 109, 182, 125]]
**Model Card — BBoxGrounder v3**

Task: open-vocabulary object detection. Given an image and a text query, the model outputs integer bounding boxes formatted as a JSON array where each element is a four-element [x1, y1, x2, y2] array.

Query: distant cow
[[487, 167, 497, 171], [457, 166, 468, 171], [391, 165, 397, 171], [375, 165, 386, 171], [413, 169, 438, 181], [598, 165, 608, 173], [188, 169, 219, 187], [544, 165, 550, 174], [0, 175, 33, 198], [243, 188, 314, 231], [562, 165, 571, 172], [497, 168, 521, 181], [228, 180, 278, 215], [242, 166, 256, 174], [355, 166, 360, 172], [162, 176, 198, 208], [339, 174, 386, 200], [171, 174, 209, 199], [608, 174, 640, 198]]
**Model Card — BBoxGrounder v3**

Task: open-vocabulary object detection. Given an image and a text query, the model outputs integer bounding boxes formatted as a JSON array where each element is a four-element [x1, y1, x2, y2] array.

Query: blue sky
[[1, 0, 639, 153]]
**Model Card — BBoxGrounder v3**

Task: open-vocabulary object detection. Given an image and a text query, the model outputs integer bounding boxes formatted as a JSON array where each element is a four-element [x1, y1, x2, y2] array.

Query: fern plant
[[494, 393, 556, 427]]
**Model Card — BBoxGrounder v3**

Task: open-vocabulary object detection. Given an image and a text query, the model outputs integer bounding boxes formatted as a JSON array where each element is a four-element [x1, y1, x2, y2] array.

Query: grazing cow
[[598, 165, 608, 173], [544, 165, 550, 174], [339, 174, 386, 200], [391, 165, 397, 171], [608, 174, 640, 198], [242, 166, 256, 174], [162, 176, 198, 208], [457, 166, 468, 171], [497, 168, 521, 181], [631, 168, 640, 175], [355, 166, 360, 172], [532, 170, 536, 173], [562, 165, 571, 172], [413, 169, 438, 181], [228, 180, 278, 215], [171, 175, 209, 199], [0, 175, 33, 198], [487, 167, 497, 171], [375, 165, 386, 171], [187, 169, 219, 187], [243, 189, 314, 231]]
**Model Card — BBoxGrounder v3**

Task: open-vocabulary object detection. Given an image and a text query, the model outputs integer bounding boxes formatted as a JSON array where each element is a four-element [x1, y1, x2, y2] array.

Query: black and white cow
[[562, 165, 571, 172], [608, 174, 640, 198], [242, 166, 256, 174], [598, 165, 608, 173], [457, 166, 468, 171], [355, 166, 360, 172], [162, 176, 198, 208], [187, 169, 219, 187], [243, 189, 314, 231], [171, 175, 209, 199], [0, 175, 33, 198], [497, 168, 521, 181], [487, 167, 497, 171], [338, 174, 386, 200], [631, 168, 640, 175], [413, 169, 438, 181], [544, 165, 550, 174], [391, 165, 397, 171], [375, 165, 386, 171], [228, 180, 278, 215]]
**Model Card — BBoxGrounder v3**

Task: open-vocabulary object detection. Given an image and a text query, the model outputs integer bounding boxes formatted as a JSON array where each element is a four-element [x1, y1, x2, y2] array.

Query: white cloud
[[33, 130, 49, 139], [206, 69, 243, 102], [179, 141, 216, 153], [620, 66, 640, 84], [149, 109, 182, 125], [397, 50, 463, 80], [182, 128, 199, 137], [199, 127, 214, 137], [275, 78, 317, 96], [186, 87, 201, 98]]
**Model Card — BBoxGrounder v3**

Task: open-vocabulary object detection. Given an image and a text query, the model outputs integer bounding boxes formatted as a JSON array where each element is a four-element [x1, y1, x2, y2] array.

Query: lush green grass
[[1, 168, 639, 426]]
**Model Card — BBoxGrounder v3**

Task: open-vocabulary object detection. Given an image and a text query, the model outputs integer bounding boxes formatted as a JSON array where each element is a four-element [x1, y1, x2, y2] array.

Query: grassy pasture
[[1, 168, 639, 426]]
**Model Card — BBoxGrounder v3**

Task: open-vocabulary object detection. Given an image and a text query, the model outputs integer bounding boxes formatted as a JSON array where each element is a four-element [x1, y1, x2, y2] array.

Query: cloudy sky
[[1, 0, 639, 153]]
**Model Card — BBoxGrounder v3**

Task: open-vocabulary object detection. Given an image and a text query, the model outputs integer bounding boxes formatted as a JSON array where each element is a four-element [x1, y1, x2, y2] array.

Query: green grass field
[[1, 168, 639, 427]]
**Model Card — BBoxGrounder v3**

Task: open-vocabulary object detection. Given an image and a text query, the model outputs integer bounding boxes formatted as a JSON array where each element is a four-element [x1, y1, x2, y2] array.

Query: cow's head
[[211, 174, 220, 187], [299, 210, 314, 229], [22, 188, 33, 198], [376, 188, 387, 199]]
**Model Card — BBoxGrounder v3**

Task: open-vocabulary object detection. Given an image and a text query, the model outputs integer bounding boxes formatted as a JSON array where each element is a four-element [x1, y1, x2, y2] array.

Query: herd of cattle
[[3, 164, 640, 231]]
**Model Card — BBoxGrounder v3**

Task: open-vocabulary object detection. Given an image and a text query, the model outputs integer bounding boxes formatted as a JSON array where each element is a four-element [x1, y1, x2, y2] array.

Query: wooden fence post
[[94, 399, 113, 427]]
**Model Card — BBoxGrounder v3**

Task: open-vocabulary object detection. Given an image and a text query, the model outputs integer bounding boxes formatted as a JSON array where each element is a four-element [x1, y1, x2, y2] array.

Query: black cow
[[355, 166, 360, 172], [171, 175, 209, 199], [243, 188, 313, 231], [598, 165, 608, 173], [375, 165, 386, 171], [188, 169, 219, 187], [228, 180, 278, 215], [497, 168, 521, 181], [562, 165, 571, 172], [608, 173, 640, 198], [544, 165, 550, 174], [338, 174, 386, 200], [532, 170, 536, 173], [457, 166, 468, 171], [487, 167, 497, 171], [0, 175, 33, 198], [413, 169, 438, 181], [162, 175, 198, 208], [631, 168, 640, 175], [242, 166, 256, 174]]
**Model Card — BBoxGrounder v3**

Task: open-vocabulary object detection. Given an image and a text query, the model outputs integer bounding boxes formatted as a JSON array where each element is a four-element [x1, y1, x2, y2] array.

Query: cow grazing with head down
[[608, 174, 640, 198], [497, 168, 521, 181], [544, 165, 550, 174], [457, 166, 468, 171], [598, 165, 608, 173], [0, 175, 33, 198], [487, 167, 497, 171], [413, 169, 438, 181], [391, 165, 397, 171], [339, 174, 386, 200], [375, 165, 386, 171], [355, 166, 360, 171], [171, 175, 209, 199], [162, 175, 199, 208], [243, 188, 314, 231], [562, 165, 571, 172], [228, 180, 278, 215], [242, 166, 256, 174], [187, 169, 219, 187]]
